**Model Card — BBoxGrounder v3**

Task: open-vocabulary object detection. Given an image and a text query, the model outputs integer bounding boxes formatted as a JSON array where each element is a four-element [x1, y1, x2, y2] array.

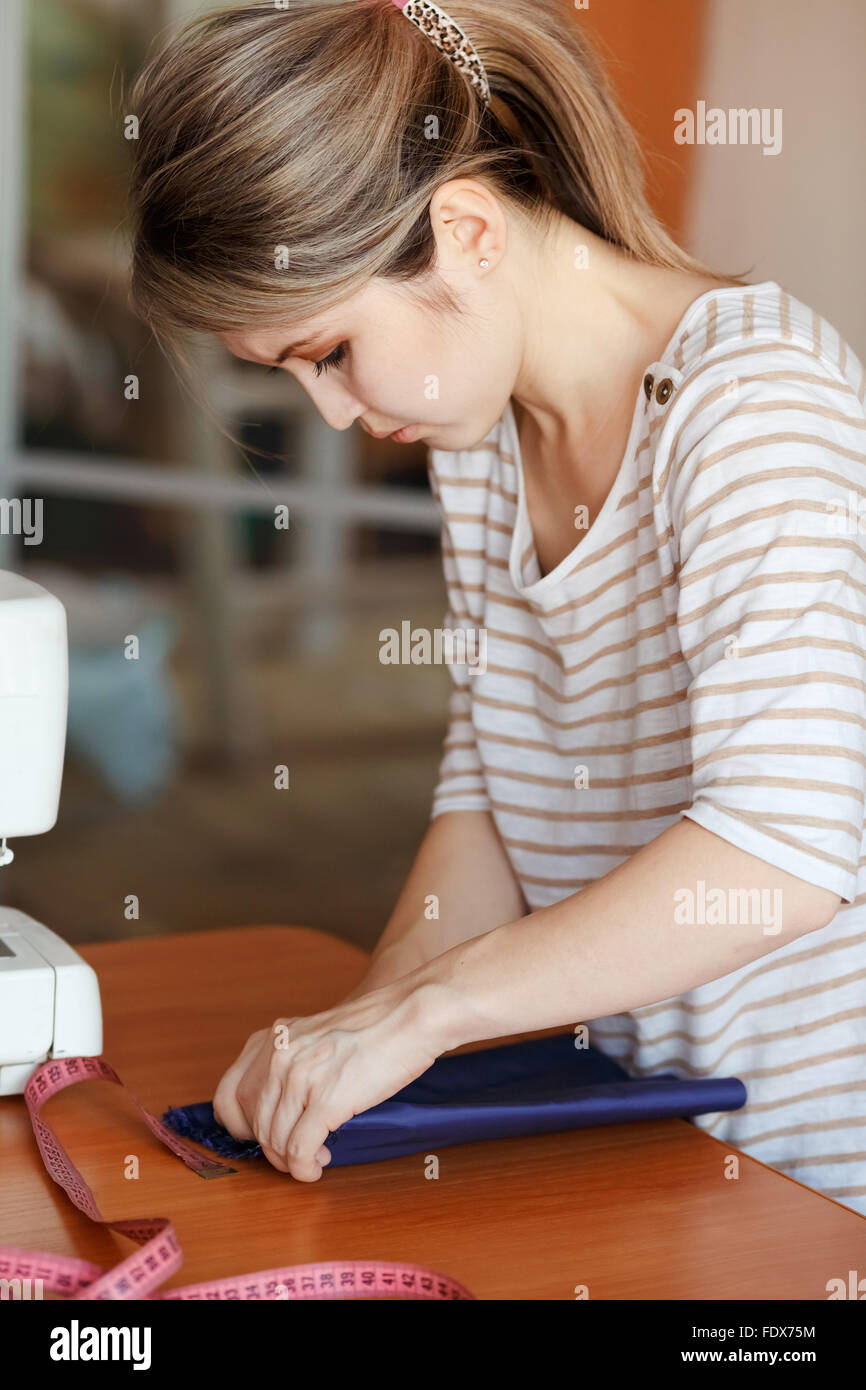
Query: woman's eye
[[313, 342, 347, 378]]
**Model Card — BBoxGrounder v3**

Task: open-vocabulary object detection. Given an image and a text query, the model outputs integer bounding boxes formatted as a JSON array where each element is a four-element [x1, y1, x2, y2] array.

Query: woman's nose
[[303, 378, 363, 432]]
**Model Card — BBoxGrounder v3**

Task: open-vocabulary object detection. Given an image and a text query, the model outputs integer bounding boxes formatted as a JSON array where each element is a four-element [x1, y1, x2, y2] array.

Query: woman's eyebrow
[[273, 335, 328, 365]]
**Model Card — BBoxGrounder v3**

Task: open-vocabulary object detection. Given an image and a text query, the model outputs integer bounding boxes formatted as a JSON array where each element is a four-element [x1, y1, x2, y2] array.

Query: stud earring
[[479, 258, 489, 268]]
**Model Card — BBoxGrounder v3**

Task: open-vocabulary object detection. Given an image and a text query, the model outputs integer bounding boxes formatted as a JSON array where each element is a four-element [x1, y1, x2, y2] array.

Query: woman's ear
[[428, 178, 506, 275]]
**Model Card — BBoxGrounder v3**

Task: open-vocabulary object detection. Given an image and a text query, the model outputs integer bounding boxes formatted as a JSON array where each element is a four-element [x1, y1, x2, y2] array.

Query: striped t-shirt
[[428, 278, 866, 1215]]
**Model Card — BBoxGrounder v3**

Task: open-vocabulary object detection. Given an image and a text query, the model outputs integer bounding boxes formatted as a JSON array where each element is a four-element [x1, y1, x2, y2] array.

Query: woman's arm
[[340, 809, 527, 1002], [413, 816, 844, 1049], [214, 815, 842, 1181]]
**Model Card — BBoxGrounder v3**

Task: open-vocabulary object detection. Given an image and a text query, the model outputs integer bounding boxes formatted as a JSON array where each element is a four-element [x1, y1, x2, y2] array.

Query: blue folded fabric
[[162, 1033, 746, 1167]]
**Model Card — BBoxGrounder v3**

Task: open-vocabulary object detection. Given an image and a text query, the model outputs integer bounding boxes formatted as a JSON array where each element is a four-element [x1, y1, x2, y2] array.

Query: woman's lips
[[363, 421, 420, 443]]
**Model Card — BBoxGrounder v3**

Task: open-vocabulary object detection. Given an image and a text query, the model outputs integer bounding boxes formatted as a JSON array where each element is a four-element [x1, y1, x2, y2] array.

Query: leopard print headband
[[391, 0, 491, 106]]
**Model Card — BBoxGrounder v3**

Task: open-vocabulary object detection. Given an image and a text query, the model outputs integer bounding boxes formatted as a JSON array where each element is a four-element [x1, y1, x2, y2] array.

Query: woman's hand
[[212, 976, 455, 1182]]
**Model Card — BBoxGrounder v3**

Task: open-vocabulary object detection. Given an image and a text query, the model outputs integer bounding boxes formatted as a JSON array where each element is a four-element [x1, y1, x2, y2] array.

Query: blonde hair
[[128, 0, 752, 353]]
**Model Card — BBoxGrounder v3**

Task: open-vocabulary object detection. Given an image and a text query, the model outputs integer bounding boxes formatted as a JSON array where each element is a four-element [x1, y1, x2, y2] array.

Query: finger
[[213, 1030, 269, 1136], [284, 1107, 335, 1183], [255, 1019, 303, 1149], [267, 1078, 308, 1161], [260, 1140, 291, 1174], [249, 1073, 283, 1152], [237, 1032, 286, 1143], [213, 1081, 254, 1138]]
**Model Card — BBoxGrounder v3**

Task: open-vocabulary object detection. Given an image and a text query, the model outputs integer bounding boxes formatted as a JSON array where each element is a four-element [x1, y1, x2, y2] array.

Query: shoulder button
[[655, 377, 674, 405]]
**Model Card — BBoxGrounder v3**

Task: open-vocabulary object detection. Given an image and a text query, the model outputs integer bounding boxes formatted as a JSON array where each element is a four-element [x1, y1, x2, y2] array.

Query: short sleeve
[[428, 466, 491, 818], [430, 670, 492, 818], [662, 353, 866, 904]]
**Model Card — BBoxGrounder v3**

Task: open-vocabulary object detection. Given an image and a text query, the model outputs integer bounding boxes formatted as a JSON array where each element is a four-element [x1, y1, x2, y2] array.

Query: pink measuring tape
[[0, 1055, 476, 1301]]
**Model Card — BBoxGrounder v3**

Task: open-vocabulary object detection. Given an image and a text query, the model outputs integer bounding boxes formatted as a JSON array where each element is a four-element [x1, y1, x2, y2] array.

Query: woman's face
[[220, 271, 522, 452]]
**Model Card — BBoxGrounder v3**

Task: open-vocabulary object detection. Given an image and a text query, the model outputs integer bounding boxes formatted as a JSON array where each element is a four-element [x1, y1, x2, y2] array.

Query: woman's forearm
[[339, 936, 429, 1003], [339, 809, 527, 1002], [370, 808, 526, 964], [416, 817, 843, 1050]]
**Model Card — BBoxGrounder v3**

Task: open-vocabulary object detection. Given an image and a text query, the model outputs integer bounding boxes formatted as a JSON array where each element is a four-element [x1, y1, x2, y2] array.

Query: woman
[[129, 0, 866, 1211]]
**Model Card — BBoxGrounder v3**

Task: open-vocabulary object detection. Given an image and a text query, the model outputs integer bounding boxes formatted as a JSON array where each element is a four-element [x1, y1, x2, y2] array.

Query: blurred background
[[1, 0, 863, 950]]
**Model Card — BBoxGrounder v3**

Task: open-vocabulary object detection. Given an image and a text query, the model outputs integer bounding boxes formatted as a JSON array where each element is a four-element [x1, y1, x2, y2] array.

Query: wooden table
[[1, 926, 863, 1300]]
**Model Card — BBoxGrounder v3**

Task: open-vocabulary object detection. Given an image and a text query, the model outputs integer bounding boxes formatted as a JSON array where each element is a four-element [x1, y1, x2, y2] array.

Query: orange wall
[[566, 0, 707, 241]]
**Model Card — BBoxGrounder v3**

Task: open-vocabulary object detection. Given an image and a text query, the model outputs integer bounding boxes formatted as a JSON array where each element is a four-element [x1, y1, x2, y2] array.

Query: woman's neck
[[508, 219, 730, 475]]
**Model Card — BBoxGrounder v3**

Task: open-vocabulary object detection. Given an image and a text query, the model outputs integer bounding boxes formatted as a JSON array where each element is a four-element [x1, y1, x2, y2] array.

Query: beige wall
[[685, 0, 866, 361]]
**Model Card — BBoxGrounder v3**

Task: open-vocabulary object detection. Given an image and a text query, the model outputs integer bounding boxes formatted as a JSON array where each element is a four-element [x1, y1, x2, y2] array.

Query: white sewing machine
[[0, 571, 102, 1095]]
